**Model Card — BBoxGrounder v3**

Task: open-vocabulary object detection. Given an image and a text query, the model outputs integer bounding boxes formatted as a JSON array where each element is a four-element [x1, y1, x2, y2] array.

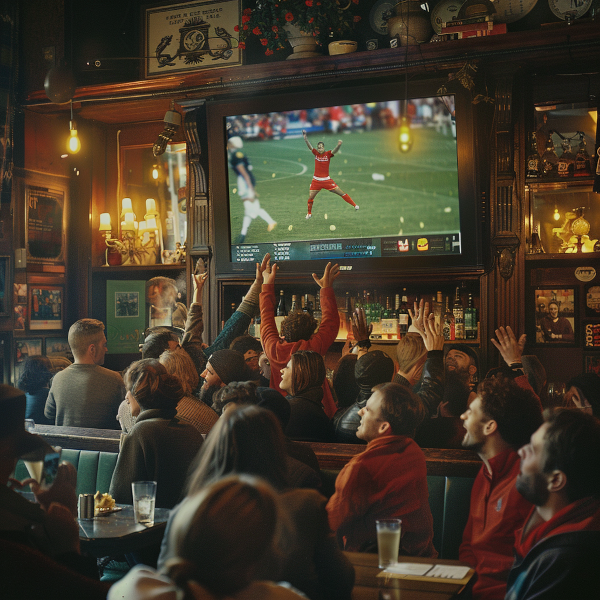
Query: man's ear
[[483, 419, 497, 437], [547, 469, 567, 494], [468, 364, 477, 376], [378, 421, 391, 436]]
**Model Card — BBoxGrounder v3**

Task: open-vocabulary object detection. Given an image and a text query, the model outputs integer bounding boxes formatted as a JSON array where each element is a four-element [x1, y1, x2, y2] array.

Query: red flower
[[285, 12, 294, 21], [265, 49, 274, 55], [234, 25, 239, 32], [309, 17, 314, 23], [353, 15, 361, 22], [272, 25, 278, 32], [260, 38, 268, 45], [242, 15, 250, 23], [305, 0, 313, 5], [243, 8, 252, 15], [239, 42, 246, 49], [243, 24, 248, 30], [253, 27, 262, 35], [275, 34, 279, 39]]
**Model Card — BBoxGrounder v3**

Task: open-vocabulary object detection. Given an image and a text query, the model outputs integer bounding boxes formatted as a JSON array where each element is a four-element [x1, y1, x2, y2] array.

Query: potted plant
[[235, 0, 362, 58]]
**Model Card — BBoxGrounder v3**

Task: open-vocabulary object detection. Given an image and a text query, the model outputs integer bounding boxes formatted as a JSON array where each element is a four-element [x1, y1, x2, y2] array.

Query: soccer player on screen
[[302, 130, 358, 219], [227, 136, 277, 243]]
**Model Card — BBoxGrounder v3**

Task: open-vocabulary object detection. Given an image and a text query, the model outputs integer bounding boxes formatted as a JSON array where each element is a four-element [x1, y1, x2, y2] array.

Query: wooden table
[[78, 505, 170, 557], [346, 552, 472, 600]]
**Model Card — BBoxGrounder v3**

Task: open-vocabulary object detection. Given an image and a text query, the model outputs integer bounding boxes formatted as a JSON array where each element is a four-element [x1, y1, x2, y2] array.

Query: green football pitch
[[228, 127, 460, 244]]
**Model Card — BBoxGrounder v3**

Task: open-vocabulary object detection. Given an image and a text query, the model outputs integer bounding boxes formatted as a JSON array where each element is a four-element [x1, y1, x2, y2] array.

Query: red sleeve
[[458, 467, 482, 567], [304, 287, 340, 354]]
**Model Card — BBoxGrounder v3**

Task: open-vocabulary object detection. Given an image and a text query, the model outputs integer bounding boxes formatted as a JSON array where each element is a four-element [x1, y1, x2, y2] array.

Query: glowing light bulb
[[398, 117, 412, 153], [67, 121, 81, 154], [152, 165, 159, 180], [553, 208, 560, 221]]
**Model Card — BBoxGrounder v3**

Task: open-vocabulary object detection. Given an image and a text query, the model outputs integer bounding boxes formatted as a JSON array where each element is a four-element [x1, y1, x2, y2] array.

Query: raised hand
[[421, 312, 444, 352], [408, 299, 426, 335], [312, 262, 340, 288], [255, 253, 271, 285], [262, 256, 278, 286], [491, 326, 526, 366], [351, 307, 372, 343]]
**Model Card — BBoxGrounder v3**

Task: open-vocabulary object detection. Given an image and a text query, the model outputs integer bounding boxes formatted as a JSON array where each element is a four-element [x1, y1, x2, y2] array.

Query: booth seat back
[[15, 449, 119, 496]]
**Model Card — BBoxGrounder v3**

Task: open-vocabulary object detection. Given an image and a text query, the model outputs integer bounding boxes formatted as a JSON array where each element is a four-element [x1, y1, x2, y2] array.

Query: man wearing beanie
[[199, 349, 249, 407]]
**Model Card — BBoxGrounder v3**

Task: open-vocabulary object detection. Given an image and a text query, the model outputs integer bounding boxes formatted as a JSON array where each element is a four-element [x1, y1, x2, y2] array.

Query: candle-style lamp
[[145, 198, 165, 263], [99, 213, 113, 266]]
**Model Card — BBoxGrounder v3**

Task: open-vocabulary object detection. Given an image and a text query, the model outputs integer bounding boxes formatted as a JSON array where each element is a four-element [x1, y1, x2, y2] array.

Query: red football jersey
[[312, 148, 334, 179]]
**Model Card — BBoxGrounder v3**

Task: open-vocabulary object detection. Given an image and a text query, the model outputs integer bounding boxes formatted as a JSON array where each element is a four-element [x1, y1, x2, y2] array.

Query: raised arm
[[302, 129, 313, 151], [331, 140, 343, 155], [491, 326, 525, 367]]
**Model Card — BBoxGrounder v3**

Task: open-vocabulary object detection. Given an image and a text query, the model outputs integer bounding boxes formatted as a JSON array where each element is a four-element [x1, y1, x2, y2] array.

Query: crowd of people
[[2, 252, 600, 599]]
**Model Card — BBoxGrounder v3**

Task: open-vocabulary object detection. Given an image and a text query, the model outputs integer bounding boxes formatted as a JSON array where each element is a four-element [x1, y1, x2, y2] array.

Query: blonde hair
[[396, 333, 427, 373], [159, 347, 199, 396], [164, 475, 279, 597], [67, 318, 105, 359]]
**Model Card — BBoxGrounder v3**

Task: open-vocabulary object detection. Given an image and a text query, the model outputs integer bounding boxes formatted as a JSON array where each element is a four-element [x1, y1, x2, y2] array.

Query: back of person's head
[[124, 359, 184, 412], [212, 381, 258, 415], [17, 356, 54, 393], [333, 354, 359, 409], [142, 331, 179, 359], [478, 375, 543, 450], [159, 347, 199, 396], [396, 333, 427, 373], [442, 372, 471, 417], [164, 475, 279, 597], [566, 372, 600, 415], [542, 408, 600, 502], [68, 318, 105, 358], [355, 350, 395, 390], [207, 349, 249, 385], [373, 382, 425, 437], [256, 387, 292, 430], [280, 311, 317, 343], [186, 405, 288, 494], [147, 276, 178, 308], [289, 350, 325, 396], [229, 335, 263, 355]]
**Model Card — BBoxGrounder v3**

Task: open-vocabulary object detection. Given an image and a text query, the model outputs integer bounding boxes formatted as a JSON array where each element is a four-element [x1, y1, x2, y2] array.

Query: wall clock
[[370, 0, 396, 35], [491, 0, 539, 23], [548, 0, 592, 20]]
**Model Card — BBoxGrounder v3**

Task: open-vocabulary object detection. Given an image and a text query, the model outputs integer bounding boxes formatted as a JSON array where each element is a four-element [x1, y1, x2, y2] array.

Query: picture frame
[[583, 354, 600, 376], [26, 184, 66, 265], [533, 287, 577, 346], [0, 256, 10, 317], [29, 284, 64, 330], [584, 283, 600, 318], [45, 337, 72, 360], [143, 0, 242, 79], [582, 321, 600, 350], [14, 338, 43, 384]]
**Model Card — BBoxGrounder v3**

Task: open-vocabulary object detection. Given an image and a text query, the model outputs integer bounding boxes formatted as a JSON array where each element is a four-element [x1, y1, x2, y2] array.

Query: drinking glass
[[376, 518, 401, 568], [132, 481, 157, 526], [24, 419, 35, 433]]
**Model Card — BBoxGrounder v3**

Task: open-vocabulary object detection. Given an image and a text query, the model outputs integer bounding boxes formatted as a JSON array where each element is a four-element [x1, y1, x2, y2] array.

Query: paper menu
[[379, 562, 472, 582], [424, 565, 471, 579]]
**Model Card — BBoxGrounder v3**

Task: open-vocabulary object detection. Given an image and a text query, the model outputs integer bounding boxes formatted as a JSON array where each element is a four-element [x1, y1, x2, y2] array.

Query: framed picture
[[533, 287, 576, 345], [0, 256, 10, 316], [583, 321, 600, 350], [14, 283, 27, 305], [584, 283, 600, 318], [45, 337, 72, 360], [29, 285, 64, 330], [26, 185, 66, 265], [583, 354, 600, 376], [106, 280, 146, 354], [143, 0, 242, 78], [14, 304, 26, 330], [14, 338, 43, 383]]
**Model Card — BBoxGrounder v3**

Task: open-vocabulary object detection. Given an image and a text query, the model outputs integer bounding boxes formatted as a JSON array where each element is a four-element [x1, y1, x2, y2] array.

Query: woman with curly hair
[[109, 476, 306, 600], [109, 359, 203, 509], [17, 356, 54, 424]]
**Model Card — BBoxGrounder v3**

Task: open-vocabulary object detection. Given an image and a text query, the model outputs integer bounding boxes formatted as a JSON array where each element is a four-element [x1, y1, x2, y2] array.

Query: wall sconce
[[67, 99, 81, 154], [153, 100, 181, 157]]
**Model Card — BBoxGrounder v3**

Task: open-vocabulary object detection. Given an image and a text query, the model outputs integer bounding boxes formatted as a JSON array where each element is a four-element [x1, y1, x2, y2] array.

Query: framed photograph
[[14, 304, 26, 330], [29, 285, 64, 330], [533, 287, 576, 345], [14, 283, 27, 305], [583, 354, 600, 376], [0, 256, 9, 316], [26, 185, 66, 265], [584, 283, 600, 318], [583, 321, 600, 350], [14, 338, 43, 383], [106, 280, 146, 354], [45, 337, 72, 360], [144, 0, 242, 78]]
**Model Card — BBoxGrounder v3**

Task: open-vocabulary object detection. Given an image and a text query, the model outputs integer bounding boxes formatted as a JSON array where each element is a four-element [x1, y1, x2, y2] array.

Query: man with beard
[[459, 328, 543, 600], [506, 409, 600, 600], [199, 349, 249, 408], [445, 343, 479, 396]]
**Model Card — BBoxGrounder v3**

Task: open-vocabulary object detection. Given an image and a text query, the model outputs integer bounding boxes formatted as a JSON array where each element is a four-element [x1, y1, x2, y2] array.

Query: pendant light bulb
[[152, 165, 159, 180], [67, 100, 81, 154], [553, 207, 560, 221], [399, 117, 412, 153]]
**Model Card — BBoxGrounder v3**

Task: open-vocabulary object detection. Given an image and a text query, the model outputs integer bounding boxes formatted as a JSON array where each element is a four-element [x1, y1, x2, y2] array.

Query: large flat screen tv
[[208, 81, 483, 276]]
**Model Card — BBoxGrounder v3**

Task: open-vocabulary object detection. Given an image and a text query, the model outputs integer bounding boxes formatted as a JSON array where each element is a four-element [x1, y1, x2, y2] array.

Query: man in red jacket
[[259, 254, 340, 417], [326, 382, 437, 557], [459, 327, 543, 600], [506, 409, 600, 600]]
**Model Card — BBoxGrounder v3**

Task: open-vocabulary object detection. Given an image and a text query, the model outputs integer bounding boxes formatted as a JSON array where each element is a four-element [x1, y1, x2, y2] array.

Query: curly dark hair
[[229, 335, 263, 355], [124, 358, 184, 411], [280, 311, 317, 343], [17, 356, 54, 393], [374, 382, 425, 438], [477, 375, 543, 450], [212, 381, 258, 415]]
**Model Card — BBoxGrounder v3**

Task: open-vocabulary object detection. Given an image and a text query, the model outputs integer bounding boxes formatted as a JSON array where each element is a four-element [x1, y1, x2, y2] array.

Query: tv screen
[[208, 83, 482, 276]]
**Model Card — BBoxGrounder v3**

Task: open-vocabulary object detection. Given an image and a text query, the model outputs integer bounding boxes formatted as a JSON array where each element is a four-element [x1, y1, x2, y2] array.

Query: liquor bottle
[[443, 296, 455, 341], [276, 290, 287, 316], [557, 140, 575, 178], [394, 294, 401, 338], [313, 295, 322, 325], [453, 287, 465, 340], [303, 293, 313, 315], [371, 290, 382, 336], [574, 134, 592, 177], [290, 294, 299, 312], [345, 291, 354, 339], [434, 291, 443, 332], [381, 296, 398, 340], [530, 226, 545, 254], [541, 134, 559, 176], [398, 290, 409, 338], [465, 294, 477, 340], [526, 131, 541, 178], [364, 292, 372, 326]]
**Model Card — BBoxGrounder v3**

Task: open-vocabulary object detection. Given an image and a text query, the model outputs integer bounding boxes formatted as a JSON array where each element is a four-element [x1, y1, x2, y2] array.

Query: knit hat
[[207, 349, 248, 385], [567, 372, 600, 413], [0, 385, 53, 459], [446, 344, 479, 368], [521, 355, 547, 395]]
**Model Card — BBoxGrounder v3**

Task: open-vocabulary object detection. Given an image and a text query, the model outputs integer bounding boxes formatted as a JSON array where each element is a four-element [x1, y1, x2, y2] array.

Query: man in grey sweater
[[45, 319, 125, 429]]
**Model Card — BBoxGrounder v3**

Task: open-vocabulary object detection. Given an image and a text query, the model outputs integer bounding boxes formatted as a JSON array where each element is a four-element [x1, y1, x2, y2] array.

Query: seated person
[[109, 360, 203, 509], [280, 350, 335, 443], [327, 382, 437, 557], [109, 476, 307, 600], [158, 405, 354, 600], [159, 347, 219, 435], [17, 356, 54, 425], [200, 348, 249, 408], [229, 334, 263, 382]]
